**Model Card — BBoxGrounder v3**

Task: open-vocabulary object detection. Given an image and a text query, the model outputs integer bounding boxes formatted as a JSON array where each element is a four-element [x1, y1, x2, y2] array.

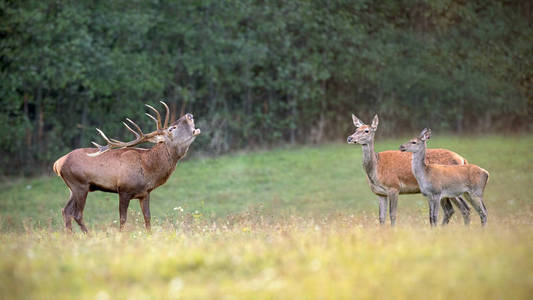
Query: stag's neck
[[361, 140, 379, 185], [142, 143, 188, 185], [411, 145, 429, 188]]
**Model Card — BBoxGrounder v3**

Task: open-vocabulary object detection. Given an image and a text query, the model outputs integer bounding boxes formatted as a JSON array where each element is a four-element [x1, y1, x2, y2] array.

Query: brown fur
[[424, 164, 489, 195], [375, 149, 467, 195], [54, 113, 199, 233], [55, 144, 180, 198], [347, 116, 471, 226], [399, 128, 489, 226]]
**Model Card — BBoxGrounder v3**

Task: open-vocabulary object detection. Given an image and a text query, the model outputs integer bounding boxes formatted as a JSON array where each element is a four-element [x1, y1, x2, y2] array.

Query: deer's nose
[[347, 136, 353, 143]]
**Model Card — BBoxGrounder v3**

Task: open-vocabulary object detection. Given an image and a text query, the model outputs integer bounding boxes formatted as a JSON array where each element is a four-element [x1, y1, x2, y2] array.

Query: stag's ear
[[352, 114, 364, 128], [419, 128, 431, 141], [371, 115, 379, 130]]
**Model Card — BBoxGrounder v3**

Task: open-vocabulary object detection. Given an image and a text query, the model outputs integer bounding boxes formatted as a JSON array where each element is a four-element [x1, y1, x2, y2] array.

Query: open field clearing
[[1, 135, 533, 299]]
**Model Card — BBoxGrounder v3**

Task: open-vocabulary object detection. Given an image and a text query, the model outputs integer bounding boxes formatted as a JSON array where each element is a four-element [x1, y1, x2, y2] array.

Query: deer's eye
[[364, 130, 369, 133], [411, 141, 416, 144]]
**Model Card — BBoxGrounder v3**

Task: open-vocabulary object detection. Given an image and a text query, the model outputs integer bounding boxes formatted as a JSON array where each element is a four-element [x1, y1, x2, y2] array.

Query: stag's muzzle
[[193, 128, 201, 136]]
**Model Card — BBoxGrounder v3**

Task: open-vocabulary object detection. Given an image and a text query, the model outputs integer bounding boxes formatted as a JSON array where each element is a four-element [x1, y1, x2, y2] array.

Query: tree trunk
[[24, 93, 32, 147], [79, 100, 88, 147], [36, 88, 44, 144]]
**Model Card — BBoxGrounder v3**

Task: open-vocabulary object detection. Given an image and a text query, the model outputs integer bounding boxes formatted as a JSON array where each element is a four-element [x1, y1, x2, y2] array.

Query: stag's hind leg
[[62, 191, 75, 232], [63, 186, 89, 233], [72, 189, 89, 233]]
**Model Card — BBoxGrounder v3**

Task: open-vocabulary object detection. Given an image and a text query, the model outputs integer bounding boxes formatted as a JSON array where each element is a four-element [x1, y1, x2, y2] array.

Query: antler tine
[[126, 118, 144, 136], [145, 113, 159, 130], [145, 104, 162, 130], [88, 102, 171, 157], [123, 121, 140, 139], [160, 101, 170, 128], [95, 128, 112, 144], [87, 141, 110, 157]]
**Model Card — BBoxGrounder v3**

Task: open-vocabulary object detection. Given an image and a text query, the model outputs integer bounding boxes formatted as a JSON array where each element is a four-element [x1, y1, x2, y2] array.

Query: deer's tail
[[53, 155, 68, 176]]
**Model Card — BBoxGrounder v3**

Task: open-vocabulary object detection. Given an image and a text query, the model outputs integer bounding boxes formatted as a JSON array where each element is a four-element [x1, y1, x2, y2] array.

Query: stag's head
[[346, 114, 379, 145], [167, 113, 201, 147], [89, 101, 201, 156], [399, 128, 431, 153]]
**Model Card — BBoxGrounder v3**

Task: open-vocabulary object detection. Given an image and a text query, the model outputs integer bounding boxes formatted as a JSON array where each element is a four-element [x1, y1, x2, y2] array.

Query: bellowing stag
[[53, 102, 201, 233]]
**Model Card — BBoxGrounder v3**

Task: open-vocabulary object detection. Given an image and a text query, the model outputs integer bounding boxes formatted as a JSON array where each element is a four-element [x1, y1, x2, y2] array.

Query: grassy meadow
[[1, 135, 533, 299]]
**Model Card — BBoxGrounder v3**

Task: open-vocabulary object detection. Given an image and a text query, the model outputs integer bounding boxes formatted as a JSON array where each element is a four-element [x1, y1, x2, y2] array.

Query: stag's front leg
[[139, 194, 151, 233], [378, 196, 388, 225], [119, 193, 132, 231]]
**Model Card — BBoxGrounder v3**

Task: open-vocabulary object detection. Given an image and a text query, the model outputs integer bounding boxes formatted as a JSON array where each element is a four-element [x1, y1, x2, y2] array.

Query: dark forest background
[[1, 0, 531, 175]]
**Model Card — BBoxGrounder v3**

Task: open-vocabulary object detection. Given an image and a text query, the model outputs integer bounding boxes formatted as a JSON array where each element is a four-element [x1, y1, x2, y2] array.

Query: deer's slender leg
[[72, 189, 89, 234], [388, 189, 399, 226], [464, 193, 487, 226], [428, 195, 440, 227], [139, 194, 151, 232], [119, 193, 132, 231], [441, 198, 454, 225], [453, 196, 471, 225], [62, 190, 75, 233], [378, 196, 388, 225]]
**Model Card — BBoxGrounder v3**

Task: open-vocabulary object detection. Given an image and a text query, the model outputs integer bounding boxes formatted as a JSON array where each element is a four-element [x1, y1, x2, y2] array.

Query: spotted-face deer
[[53, 102, 201, 233], [400, 128, 488, 226], [347, 114, 471, 226]]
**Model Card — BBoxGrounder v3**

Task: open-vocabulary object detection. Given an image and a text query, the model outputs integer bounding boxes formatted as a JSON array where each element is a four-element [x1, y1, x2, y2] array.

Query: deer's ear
[[419, 128, 431, 141], [352, 114, 364, 128], [371, 115, 379, 130]]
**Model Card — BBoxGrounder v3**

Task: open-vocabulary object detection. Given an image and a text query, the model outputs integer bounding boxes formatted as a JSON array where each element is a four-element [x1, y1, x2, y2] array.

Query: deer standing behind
[[399, 128, 488, 226], [53, 102, 200, 233], [347, 114, 471, 226]]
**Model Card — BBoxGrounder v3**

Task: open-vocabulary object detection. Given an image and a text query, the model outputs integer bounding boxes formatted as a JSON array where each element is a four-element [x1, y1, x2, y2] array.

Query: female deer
[[399, 128, 488, 226], [347, 114, 471, 226]]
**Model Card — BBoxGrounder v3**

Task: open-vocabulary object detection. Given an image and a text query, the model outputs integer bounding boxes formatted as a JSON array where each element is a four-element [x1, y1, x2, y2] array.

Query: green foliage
[[0, 0, 531, 174]]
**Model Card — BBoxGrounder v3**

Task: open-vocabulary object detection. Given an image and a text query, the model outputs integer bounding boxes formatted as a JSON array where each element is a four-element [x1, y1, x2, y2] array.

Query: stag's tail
[[53, 155, 68, 176]]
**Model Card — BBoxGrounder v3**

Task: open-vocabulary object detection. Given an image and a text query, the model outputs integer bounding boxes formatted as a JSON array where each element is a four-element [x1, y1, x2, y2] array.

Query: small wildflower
[[96, 290, 110, 300], [168, 277, 184, 296]]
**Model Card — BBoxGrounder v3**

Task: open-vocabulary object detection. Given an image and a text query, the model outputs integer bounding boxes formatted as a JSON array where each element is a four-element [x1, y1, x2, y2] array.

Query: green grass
[[1, 135, 533, 299]]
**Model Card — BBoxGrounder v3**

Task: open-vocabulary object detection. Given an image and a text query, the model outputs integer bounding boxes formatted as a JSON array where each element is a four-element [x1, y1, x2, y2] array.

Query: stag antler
[[88, 101, 171, 157]]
